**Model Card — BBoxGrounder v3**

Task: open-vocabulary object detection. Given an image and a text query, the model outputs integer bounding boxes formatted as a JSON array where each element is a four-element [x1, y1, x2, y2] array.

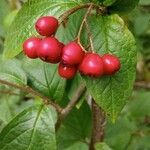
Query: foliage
[[0, 0, 149, 149]]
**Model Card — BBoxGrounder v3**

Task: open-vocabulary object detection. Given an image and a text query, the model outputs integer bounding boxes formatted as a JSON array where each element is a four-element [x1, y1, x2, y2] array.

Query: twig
[[0, 79, 86, 130], [76, 4, 95, 52], [58, 3, 106, 25], [134, 81, 150, 90], [85, 20, 94, 52], [90, 100, 106, 150], [76, 4, 93, 46], [0, 79, 63, 113], [8, 0, 21, 9], [85, 44, 91, 50], [0, 90, 20, 96], [61, 84, 86, 116], [55, 84, 86, 130], [58, 3, 106, 52]]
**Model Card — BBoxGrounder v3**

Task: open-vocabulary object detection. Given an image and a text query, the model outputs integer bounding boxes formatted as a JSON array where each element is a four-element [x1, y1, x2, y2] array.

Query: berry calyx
[[23, 37, 41, 59], [58, 63, 77, 79], [35, 16, 58, 36], [38, 37, 62, 63], [62, 42, 85, 65], [79, 53, 104, 77], [102, 54, 121, 75]]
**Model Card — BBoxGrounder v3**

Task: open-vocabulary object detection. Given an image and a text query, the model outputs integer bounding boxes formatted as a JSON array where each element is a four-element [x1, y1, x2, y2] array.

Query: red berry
[[79, 53, 104, 77], [62, 42, 84, 65], [35, 16, 58, 36], [38, 37, 62, 63], [58, 63, 77, 79], [23, 37, 41, 59], [102, 54, 121, 75]]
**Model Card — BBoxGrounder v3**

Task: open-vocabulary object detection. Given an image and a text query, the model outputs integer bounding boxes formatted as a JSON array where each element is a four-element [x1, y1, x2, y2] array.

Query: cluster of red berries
[[23, 16, 121, 79]]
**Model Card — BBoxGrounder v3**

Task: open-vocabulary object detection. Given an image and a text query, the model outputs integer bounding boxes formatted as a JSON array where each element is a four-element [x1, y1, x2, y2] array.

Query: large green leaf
[[57, 102, 92, 150], [0, 58, 27, 85], [82, 14, 136, 121], [108, 0, 140, 14], [0, 104, 57, 150], [4, 0, 88, 58], [23, 58, 67, 102], [57, 11, 137, 120]]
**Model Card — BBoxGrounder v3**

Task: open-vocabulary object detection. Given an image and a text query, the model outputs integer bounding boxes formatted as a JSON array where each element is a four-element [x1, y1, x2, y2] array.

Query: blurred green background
[[0, 0, 150, 150]]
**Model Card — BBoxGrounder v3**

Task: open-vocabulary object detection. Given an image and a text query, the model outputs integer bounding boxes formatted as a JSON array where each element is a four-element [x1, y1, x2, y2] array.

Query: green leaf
[[4, 0, 87, 58], [128, 90, 150, 119], [82, 14, 136, 121], [56, 9, 86, 44], [108, 0, 140, 14], [23, 58, 67, 102], [0, 95, 19, 132], [134, 12, 150, 36], [0, 90, 42, 132], [3, 10, 19, 30], [127, 135, 150, 150], [95, 142, 113, 150], [57, 11, 137, 120], [0, 104, 57, 150], [105, 116, 137, 150], [0, 0, 9, 37], [42, 63, 67, 103], [0, 58, 27, 85], [57, 102, 92, 150]]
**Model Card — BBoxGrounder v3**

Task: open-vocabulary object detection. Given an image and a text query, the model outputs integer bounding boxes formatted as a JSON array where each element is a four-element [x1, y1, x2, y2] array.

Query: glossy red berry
[[38, 37, 62, 63], [62, 42, 84, 65], [23, 37, 41, 59], [35, 16, 58, 36], [102, 54, 121, 75], [79, 53, 104, 77], [58, 63, 77, 79]]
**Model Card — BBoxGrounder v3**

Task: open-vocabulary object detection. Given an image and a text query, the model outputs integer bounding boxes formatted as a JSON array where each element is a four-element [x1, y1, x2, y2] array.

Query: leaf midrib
[[26, 104, 44, 150]]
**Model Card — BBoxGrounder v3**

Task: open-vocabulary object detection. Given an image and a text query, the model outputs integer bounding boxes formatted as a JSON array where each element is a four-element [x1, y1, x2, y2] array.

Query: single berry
[[62, 42, 84, 65], [35, 16, 58, 36], [102, 54, 121, 75], [58, 63, 77, 79], [38, 37, 62, 63], [79, 53, 104, 77], [23, 37, 41, 59]]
